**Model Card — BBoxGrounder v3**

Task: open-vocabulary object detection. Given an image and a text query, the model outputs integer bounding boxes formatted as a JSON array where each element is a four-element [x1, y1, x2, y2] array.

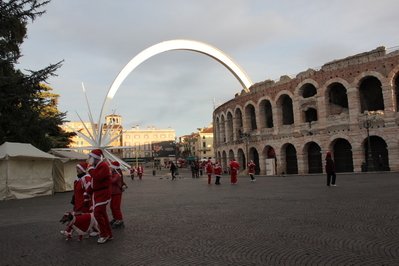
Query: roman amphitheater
[[213, 46, 399, 175]]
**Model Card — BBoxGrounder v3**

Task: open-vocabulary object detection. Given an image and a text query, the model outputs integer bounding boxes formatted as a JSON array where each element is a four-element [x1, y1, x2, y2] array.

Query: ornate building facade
[[213, 46, 399, 175]]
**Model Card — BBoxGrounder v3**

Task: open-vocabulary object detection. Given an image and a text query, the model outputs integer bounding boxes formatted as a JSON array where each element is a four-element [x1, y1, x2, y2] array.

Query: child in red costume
[[247, 160, 256, 182], [214, 161, 222, 185], [109, 161, 124, 228], [73, 163, 92, 215]]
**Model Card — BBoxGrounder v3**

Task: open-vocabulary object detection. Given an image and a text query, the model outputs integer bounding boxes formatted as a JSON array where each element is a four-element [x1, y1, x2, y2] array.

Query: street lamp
[[240, 132, 251, 167], [363, 111, 374, 172]]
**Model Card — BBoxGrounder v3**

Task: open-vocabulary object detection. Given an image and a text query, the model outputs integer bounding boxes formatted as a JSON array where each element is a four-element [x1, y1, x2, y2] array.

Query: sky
[[17, 0, 399, 137]]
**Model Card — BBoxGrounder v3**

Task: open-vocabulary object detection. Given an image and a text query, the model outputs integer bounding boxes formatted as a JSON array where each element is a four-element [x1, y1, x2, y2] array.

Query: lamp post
[[240, 132, 251, 167], [363, 111, 374, 172]]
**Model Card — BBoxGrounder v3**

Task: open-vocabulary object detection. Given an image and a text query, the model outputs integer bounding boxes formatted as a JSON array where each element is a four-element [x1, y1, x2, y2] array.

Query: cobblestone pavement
[[1, 169, 398, 266]]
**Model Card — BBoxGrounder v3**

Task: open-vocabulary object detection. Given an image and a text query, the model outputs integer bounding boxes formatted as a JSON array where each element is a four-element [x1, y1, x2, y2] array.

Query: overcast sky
[[17, 0, 399, 137]]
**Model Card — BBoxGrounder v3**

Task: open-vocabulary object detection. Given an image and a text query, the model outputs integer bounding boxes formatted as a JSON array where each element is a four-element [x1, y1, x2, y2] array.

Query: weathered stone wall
[[213, 46, 399, 175]]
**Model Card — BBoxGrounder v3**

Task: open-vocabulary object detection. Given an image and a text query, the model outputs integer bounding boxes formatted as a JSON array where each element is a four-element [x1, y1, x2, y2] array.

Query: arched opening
[[226, 112, 233, 142], [285, 144, 298, 174], [282, 95, 294, 125], [235, 109, 243, 139], [395, 74, 399, 112], [329, 83, 349, 115], [307, 142, 322, 173], [220, 115, 226, 143], [260, 100, 273, 128], [249, 147, 260, 174], [222, 150, 227, 173], [245, 104, 257, 131], [302, 84, 317, 98], [333, 139, 353, 173], [359, 77, 384, 112], [365, 136, 390, 171], [237, 149, 245, 171]]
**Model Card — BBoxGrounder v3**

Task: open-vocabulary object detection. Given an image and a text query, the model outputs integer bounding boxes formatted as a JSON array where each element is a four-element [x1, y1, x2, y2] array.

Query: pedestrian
[[191, 162, 196, 178], [195, 161, 200, 178], [206, 160, 214, 185], [377, 154, 384, 171], [137, 164, 143, 179], [214, 161, 222, 185], [199, 161, 204, 176], [325, 152, 337, 187], [170, 161, 177, 180], [86, 149, 113, 244], [247, 160, 256, 182], [109, 161, 124, 228], [130, 165, 135, 180], [72, 162, 92, 215], [229, 158, 240, 184]]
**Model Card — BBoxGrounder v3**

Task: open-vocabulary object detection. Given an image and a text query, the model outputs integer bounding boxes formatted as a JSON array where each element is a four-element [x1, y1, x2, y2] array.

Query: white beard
[[89, 157, 95, 166]]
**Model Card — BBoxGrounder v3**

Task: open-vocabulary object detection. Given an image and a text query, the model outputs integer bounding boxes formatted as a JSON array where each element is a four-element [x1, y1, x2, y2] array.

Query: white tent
[[0, 142, 56, 200], [49, 150, 88, 192]]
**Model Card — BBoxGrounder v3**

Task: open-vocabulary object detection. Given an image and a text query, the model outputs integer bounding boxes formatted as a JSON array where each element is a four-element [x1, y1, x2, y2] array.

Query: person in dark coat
[[325, 152, 336, 187], [170, 162, 177, 180]]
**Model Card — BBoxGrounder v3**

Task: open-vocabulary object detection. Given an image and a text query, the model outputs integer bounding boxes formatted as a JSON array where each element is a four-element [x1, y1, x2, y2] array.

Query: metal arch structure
[[98, 39, 253, 144]]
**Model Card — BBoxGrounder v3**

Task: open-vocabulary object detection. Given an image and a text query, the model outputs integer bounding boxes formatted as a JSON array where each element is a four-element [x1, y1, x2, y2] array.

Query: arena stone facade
[[213, 46, 399, 175]]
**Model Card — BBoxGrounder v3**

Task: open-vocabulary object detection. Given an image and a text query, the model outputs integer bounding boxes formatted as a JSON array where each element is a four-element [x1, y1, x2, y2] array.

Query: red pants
[[138, 173, 143, 179], [231, 172, 237, 183], [110, 194, 123, 220], [94, 204, 113, 238], [207, 174, 212, 184]]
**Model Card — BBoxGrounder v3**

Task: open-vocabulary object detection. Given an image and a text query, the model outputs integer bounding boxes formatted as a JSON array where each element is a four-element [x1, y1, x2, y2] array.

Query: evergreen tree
[[0, 0, 75, 151]]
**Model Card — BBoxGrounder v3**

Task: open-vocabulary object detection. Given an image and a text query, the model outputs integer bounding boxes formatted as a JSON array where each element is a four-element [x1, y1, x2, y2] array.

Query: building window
[[134, 135, 140, 139], [203, 136, 206, 139], [203, 142, 206, 147], [161, 134, 166, 138], [126, 135, 130, 139], [144, 135, 149, 138], [153, 135, 158, 138]]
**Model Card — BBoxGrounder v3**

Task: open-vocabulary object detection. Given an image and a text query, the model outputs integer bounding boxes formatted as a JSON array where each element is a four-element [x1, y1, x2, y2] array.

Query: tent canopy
[[0, 142, 55, 160]]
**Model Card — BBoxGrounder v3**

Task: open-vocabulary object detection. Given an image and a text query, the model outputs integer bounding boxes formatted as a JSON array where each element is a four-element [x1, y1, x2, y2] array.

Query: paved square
[[0, 169, 398, 265]]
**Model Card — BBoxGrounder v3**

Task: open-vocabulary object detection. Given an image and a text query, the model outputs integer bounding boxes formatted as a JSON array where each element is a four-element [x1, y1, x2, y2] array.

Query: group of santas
[[61, 149, 127, 244], [129, 164, 144, 180], [204, 159, 256, 185]]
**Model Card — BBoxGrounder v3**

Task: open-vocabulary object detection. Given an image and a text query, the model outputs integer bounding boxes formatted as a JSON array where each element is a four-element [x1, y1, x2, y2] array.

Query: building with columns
[[213, 46, 399, 175]]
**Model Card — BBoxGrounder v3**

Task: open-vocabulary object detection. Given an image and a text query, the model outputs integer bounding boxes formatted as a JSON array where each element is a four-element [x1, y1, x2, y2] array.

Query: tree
[[0, 0, 75, 151]]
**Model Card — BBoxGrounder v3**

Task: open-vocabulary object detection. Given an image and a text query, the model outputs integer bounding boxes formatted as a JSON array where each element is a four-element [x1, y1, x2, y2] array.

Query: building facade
[[213, 46, 399, 175], [180, 124, 214, 160]]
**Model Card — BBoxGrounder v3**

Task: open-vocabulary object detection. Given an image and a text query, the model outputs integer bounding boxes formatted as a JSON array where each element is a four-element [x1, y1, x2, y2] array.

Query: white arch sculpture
[[98, 39, 253, 140]]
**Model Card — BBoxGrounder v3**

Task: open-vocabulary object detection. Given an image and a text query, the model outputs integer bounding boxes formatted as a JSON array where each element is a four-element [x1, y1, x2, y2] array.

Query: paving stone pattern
[[0, 169, 398, 266]]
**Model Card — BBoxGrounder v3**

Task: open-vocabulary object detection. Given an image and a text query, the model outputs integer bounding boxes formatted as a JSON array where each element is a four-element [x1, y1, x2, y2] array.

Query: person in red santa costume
[[247, 160, 256, 182], [109, 161, 125, 228], [214, 161, 222, 185], [229, 158, 240, 184], [205, 160, 214, 185], [137, 164, 144, 179], [73, 162, 92, 215], [86, 149, 113, 244]]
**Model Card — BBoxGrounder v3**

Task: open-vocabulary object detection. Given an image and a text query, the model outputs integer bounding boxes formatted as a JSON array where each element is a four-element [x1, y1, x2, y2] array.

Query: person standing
[[73, 162, 92, 215], [247, 160, 256, 182], [377, 154, 384, 171], [137, 164, 144, 180], [229, 159, 240, 184], [130, 165, 135, 180], [109, 161, 124, 228], [86, 149, 113, 244], [325, 152, 337, 187], [170, 161, 177, 180], [214, 161, 222, 185], [206, 160, 214, 185]]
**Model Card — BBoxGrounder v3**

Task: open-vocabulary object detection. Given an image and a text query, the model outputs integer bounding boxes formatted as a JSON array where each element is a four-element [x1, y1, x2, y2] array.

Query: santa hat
[[76, 162, 88, 172], [326, 152, 332, 156], [89, 149, 103, 159], [110, 161, 120, 169]]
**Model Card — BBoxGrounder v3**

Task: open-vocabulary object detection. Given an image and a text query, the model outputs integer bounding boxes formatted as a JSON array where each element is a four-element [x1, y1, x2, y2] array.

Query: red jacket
[[110, 171, 123, 195], [248, 162, 255, 174], [87, 161, 111, 208], [206, 162, 214, 174], [73, 173, 92, 214], [214, 163, 222, 175], [229, 161, 240, 173]]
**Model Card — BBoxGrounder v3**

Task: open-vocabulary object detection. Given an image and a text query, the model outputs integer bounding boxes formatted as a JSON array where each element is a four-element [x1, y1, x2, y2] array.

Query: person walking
[[137, 164, 144, 180], [109, 161, 124, 228], [73, 162, 92, 215], [214, 161, 222, 185], [170, 161, 177, 180], [247, 160, 256, 182], [129, 165, 135, 180], [206, 160, 214, 185], [229, 158, 240, 184], [86, 149, 113, 244], [325, 152, 337, 187]]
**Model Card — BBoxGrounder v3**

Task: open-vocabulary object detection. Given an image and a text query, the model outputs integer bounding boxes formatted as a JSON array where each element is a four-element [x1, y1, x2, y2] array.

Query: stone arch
[[237, 148, 245, 169], [363, 135, 390, 171], [244, 102, 257, 132], [331, 138, 354, 173], [258, 98, 274, 129], [326, 82, 349, 115], [99, 39, 253, 129], [234, 107, 244, 139], [304, 141, 323, 173], [248, 147, 260, 174], [358, 76, 385, 112], [282, 143, 298, 174]]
